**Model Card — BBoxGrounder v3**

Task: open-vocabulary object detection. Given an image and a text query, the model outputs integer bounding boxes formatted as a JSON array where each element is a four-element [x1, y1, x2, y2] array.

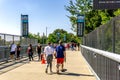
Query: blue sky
[[0, 0, 74, 36]]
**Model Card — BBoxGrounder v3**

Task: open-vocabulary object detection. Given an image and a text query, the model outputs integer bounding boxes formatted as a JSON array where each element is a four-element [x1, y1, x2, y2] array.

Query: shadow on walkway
[[55, 72, 94, 77]]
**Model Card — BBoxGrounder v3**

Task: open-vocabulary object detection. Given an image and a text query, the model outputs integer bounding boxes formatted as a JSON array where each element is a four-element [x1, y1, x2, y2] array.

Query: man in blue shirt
[[55, 41, 66, 74]]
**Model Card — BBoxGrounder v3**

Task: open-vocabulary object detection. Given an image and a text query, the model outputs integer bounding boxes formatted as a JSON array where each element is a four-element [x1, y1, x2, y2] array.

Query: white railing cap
[[81, 45, 120, 63]]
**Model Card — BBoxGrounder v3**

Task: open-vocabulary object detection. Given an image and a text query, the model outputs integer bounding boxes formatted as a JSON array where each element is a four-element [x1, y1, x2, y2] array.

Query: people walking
[[55, 40, 66, 74], [36, 43, 42, 61], [71, 42, 74, 51], [44, 42, 54, 74], [10, 42, 17, 60], [27, 44, 34, 61]]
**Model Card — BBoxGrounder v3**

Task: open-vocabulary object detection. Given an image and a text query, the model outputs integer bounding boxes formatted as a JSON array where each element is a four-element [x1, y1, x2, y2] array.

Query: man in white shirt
[[44, 42, 54, 74], [10, 42, 17, 60]]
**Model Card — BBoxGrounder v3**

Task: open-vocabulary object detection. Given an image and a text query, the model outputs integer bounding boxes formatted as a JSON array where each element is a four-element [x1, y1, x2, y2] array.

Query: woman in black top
[[27, 44, 34, 61], [36, 43, 42, 61], [16, 43, 21, 60]]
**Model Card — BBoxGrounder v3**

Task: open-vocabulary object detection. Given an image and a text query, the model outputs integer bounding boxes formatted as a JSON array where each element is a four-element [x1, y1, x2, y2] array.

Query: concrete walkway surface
[[0, 51, 96, 80]]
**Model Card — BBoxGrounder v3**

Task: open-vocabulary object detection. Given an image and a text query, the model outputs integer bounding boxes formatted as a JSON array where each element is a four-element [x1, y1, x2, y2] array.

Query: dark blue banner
[[77, 15, 85, 23], [21, 15, 29, 37], [77, 15, 85, 37]]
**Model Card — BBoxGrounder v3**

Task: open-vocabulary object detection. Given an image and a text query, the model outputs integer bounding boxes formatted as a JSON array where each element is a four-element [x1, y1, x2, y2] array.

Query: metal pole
[[43, 32, 44, 44], [46, 27, 47, 44], [4, 34, 5, 46], [112, 20, 115, 53], [46, 27, 47, 37], [13, 35, 14, 43]]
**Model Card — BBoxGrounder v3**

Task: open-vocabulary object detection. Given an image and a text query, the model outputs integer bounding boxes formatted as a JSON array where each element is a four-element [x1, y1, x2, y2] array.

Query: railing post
[[112, 20, 115, 53], [4, 34, 5, 46]]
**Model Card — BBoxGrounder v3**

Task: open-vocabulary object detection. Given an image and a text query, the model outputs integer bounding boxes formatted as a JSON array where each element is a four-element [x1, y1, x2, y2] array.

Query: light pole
[[46, 27, 47, 37], [43, 32, 45, 44]]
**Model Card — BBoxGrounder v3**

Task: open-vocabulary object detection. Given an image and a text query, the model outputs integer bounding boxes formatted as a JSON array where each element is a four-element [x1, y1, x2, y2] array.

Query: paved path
[[0, 51, 96, 80]]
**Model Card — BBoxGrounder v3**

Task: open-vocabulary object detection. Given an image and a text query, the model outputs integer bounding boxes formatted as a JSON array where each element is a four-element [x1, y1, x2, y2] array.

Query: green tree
[[28, 32, 43, 44], [65, 0, 93, 33], [28, 33, 34, 38], [114, 9, 120, 16], [65, 0, 116, 34], [47, 29, 81, 44], [28, 29, 82, 44]]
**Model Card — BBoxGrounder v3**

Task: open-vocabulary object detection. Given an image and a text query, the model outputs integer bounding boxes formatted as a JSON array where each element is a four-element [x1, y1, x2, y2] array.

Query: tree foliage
[[65, 0, 93, 33], [65, 0, 119, 34], [47, 29, 81, 43], [114, 9, 120, 16], [28, 29, 81, 44], [28, 32, 46, 44]]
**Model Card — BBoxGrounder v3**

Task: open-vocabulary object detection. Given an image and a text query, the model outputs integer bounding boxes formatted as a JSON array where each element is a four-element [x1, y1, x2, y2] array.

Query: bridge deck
[[0, 51, 96, 80]]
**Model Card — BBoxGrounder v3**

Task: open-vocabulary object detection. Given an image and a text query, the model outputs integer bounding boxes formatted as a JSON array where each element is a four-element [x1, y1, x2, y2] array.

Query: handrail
[[81, 45, 120, 63]]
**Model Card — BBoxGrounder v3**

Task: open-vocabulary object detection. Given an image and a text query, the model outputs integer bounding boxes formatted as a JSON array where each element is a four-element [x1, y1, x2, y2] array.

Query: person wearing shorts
[[10, 42, 17, 60], [55, 41, 66, 74]]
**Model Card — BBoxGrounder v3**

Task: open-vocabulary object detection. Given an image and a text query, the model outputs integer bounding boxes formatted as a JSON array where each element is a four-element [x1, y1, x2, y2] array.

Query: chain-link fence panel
[[84, 15, 120, 54]]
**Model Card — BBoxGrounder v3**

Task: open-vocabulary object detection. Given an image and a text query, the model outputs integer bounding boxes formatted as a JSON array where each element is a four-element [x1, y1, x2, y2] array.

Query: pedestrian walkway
[[0, 51, 96, 80]]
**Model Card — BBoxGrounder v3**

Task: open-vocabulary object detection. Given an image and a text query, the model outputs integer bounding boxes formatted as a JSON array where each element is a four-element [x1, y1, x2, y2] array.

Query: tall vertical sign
[[93, 0, 120, 9], [77, 14, 85, 37], [21, 15, 29, 37]]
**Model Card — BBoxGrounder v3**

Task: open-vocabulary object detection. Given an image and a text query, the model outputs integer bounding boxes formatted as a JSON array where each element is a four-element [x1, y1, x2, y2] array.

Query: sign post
[[21, 14, 29, 37], [77, 14, 85, 37]]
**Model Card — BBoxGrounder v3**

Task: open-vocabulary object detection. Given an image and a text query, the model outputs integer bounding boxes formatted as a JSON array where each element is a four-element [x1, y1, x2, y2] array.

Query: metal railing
[[0, 33, 38, 62], [0, 45, 36, 62], [81, 45, 120, 80], [0, 33, 38, 46], [83, 15, 120, 54], [81, 14, 120, 80]]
